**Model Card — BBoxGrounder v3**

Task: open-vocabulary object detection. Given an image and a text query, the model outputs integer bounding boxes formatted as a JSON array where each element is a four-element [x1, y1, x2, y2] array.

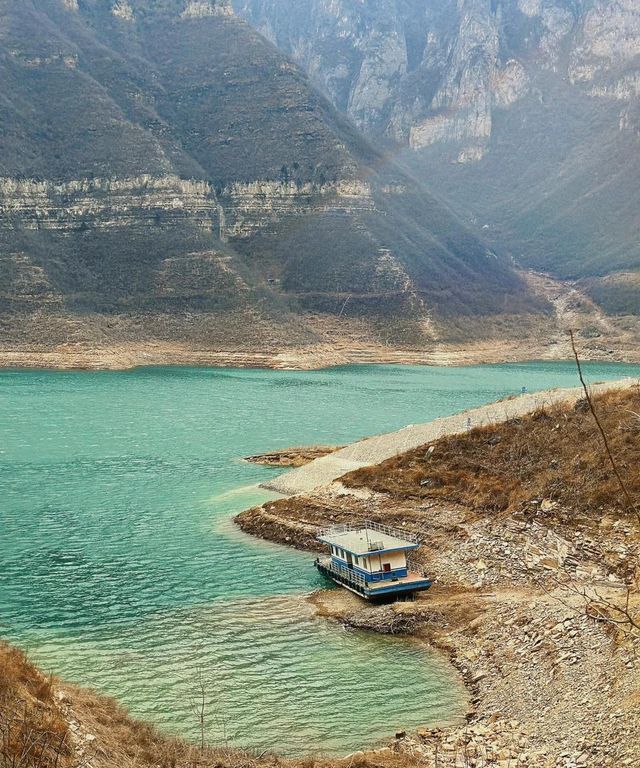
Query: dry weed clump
[[0, 645, 71, 768], [343, 388, 640, 520]]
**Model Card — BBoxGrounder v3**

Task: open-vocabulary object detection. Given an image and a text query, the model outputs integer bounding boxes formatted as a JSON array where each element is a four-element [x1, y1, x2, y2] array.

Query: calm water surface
[[1, 361, 639, 753]]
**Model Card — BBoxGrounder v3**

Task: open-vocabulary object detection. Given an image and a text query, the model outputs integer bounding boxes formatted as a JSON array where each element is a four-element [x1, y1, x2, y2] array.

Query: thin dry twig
[[569, 329, 640, 525]]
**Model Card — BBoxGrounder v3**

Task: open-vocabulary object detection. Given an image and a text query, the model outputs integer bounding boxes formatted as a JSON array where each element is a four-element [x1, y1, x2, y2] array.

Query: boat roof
[[318, 525, 418, 556]]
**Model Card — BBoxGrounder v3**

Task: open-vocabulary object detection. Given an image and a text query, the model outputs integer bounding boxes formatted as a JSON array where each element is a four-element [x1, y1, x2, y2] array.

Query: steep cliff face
[[234, 0, 640, 313], [0, 0, 548, 360], [234, 0, 552, 146], [235, 0, 640, 154]]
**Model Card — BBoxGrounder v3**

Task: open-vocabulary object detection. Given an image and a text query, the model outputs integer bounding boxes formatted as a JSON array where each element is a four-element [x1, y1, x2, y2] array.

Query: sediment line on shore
[[2, 335, 640, 372]]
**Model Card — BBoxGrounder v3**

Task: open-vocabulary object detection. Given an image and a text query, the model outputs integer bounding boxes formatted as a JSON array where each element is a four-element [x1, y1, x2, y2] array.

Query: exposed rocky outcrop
[[0, 0, 556, 364], [180, 0, 234, 19], [233, 0, 640, 309], [216, 179, 375, 240], [243, 445, 342, 468], [0, 177, 220, 231], [235, 0, 640, 155]]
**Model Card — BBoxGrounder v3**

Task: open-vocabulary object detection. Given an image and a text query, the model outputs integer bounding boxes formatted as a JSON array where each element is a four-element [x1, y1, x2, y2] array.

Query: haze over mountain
[[234, 0, 640, 315], [0, 0, 562, 367]]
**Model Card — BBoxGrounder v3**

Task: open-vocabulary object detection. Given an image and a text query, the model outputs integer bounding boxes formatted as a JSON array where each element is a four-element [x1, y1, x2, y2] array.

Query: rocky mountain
[[0, 0, 552, 367], [234, 0, 640, 315]]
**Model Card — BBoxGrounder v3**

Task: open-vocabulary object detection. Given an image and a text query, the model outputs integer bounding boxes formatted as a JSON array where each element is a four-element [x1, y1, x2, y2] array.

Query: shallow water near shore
[[1, 361, 639, 754]]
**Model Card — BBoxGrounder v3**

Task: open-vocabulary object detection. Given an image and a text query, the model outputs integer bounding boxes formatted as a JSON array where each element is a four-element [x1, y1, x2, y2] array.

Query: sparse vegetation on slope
[[344, 388, 640, 519], [0, 644, 432, 768], [0, 645, 70, 768], [0, 643, 270, 768]]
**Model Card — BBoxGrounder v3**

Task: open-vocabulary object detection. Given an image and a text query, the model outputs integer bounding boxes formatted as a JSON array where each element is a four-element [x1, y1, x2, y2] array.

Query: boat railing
[[319, 519, 420, 544], [315, 557, 367, 590], [406, 555, 429, 578]]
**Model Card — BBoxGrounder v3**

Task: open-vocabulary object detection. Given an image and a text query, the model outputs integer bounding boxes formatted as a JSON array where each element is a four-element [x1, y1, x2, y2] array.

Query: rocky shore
[[241, 495, 640, 766], [243, 445, 341, 468], [2, 308, 640, 373], [308, 582, 638, 767], [236, 384, 640, 767]]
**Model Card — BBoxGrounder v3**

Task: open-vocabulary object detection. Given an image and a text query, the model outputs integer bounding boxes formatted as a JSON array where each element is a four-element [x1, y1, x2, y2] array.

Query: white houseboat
[[314, 521, 432, 600]]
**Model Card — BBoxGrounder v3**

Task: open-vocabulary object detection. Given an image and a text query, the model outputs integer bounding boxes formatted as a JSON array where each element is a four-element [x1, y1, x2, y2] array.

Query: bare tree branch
[[569, 329, 640, 525]]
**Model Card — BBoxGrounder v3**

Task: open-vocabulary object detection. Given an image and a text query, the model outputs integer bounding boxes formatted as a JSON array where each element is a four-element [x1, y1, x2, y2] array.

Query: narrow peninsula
[[238, 381, 640, 766]]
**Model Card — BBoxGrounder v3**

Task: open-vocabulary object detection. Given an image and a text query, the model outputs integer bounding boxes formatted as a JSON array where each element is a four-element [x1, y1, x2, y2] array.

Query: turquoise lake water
[[1, 361, 639, 754]]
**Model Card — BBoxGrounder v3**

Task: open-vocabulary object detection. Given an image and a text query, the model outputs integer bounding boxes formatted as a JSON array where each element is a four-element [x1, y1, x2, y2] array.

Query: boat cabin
[[314, 521, 432, 600]]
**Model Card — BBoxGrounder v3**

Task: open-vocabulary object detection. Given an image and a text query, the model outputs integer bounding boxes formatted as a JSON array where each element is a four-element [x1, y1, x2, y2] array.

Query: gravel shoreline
[[236, 381, 640, 766]]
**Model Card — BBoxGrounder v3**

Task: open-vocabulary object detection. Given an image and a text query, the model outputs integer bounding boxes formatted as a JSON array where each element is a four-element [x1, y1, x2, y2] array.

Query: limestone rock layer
[[0, 0, 544, 353]]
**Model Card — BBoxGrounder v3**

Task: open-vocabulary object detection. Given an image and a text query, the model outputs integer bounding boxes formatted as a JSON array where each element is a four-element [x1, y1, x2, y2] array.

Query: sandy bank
[[2, 329, 640, 372], [263, 378, 639, 495]]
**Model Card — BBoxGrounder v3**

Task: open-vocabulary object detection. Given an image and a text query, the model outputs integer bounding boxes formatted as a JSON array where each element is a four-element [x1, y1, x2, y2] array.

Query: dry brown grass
[[0, 645, 71, 768], [0, 643, 432, 768], [343, 389, 640, 521]]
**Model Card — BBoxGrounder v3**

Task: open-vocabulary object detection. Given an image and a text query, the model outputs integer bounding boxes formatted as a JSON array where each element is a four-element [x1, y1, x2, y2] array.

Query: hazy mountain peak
[[234, 0, 640, 313]]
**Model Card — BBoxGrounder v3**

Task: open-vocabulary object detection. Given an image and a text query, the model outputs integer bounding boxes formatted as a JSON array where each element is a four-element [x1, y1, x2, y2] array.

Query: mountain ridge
[[234, 0, 640, 315], [2, 0, 639, 368], [0, 0, 559, 365]]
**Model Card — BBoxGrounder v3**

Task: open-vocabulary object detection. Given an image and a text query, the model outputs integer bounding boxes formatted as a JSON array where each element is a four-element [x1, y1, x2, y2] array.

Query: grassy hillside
[[344, 387, 640, 520]]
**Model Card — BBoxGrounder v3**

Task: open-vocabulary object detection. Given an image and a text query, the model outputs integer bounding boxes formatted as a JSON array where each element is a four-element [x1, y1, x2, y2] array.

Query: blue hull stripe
[[315, 561, 432, 600]]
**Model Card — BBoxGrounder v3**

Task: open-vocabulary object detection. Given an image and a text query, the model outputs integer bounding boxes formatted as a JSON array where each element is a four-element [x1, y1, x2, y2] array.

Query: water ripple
[[2, 363, 638, 753]]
